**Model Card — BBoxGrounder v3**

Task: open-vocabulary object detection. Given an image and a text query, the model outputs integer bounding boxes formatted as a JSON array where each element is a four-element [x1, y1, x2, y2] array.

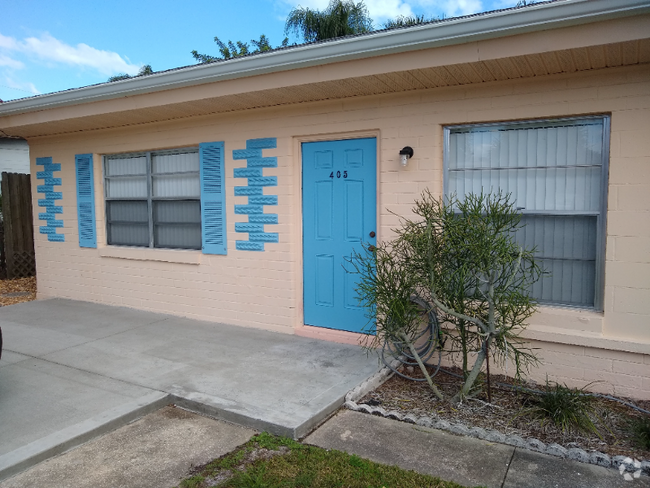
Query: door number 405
[[329, 171, 348, 179]]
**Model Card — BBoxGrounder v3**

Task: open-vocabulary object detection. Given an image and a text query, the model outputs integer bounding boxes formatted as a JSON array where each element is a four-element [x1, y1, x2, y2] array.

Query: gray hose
[[381, 297, 444, 381]]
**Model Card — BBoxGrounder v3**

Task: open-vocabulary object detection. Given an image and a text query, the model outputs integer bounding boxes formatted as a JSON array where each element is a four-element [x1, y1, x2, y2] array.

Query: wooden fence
[[1, 172, 35, 279]]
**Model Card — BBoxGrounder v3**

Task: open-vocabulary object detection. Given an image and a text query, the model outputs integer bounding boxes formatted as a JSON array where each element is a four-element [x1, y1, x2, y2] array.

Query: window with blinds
[[104, 148, 202, 250], [444, 116, 609, 310]]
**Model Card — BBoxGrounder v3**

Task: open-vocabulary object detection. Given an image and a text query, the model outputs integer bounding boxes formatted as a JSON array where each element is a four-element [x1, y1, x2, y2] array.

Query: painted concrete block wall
[[440, 342, 650, 401], [28, 62, 650, 398], [30, 128, 295, 334]]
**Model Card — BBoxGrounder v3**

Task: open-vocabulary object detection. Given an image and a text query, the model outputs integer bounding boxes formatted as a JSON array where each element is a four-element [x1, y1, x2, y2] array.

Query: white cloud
[[0, 31, 140, 76], [2, 75, 41, 96], [442, 0, 484, 16], [21, 34, 139, 76], [26, 82, 40, 94], [364, 0, 414, 21], [0, 33, 19, 50], [411, 0, 484, 17], [0, 54, 24, 70]]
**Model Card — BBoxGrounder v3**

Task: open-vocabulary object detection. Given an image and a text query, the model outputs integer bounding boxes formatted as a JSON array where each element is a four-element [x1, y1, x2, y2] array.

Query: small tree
[[351, 191, 541, 402], [108, 64, 154, 82], [192, 35, 289, 63], [285, 0, 373, 42], [382, 14, 436, 29]]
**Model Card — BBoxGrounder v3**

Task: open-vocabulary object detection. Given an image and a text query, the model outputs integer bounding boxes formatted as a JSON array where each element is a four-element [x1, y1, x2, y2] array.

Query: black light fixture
[[399, 146, 414, 167]]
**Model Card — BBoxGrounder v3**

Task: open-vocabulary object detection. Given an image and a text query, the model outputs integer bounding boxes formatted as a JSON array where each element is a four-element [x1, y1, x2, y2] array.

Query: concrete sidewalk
[[4, 404, 647, 488], [0, 298, 381, 481], [306, 410, 650, 488], [0, 406, 256, 488]]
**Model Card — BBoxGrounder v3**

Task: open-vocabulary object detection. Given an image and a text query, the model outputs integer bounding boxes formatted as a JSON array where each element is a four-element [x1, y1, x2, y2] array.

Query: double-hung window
[[104, 148, 202, 250], [444, 116, 610, 310]]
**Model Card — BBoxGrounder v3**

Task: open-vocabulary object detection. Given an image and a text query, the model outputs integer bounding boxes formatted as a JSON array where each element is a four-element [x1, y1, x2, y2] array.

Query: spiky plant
[[627, 415, 650, 449], [523, 379, 601, 437]]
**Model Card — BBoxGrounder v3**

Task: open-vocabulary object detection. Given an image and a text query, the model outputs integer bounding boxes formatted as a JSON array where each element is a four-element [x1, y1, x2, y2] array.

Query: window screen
[[104, 149, 201, 250], [445, 117, 609, 309]]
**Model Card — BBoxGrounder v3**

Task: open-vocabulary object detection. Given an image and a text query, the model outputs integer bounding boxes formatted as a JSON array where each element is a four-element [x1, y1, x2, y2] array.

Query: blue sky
[[1, 0, 518, 101]]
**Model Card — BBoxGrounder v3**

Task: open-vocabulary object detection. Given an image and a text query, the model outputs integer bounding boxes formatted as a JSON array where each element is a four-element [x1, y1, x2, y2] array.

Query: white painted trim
[[99, 246, 202, 264]]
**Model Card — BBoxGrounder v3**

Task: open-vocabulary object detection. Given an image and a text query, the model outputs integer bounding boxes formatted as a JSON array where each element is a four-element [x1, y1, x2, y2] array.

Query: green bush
[[627, 415, 650, 449], [349, 191, 541, 401], [522, 379, 601, 437]]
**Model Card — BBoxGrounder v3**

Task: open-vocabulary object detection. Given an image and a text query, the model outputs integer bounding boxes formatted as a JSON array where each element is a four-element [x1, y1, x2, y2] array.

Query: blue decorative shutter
[[75, 153, 97, 248], [200, 142, 227, 254]]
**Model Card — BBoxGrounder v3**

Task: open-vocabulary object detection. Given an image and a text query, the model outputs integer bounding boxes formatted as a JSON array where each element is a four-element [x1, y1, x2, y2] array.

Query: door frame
[[292, 129, 381, 340]]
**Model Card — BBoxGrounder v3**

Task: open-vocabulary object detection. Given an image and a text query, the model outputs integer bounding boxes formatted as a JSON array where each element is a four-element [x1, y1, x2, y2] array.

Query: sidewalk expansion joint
[[501, 448, 516, 488]]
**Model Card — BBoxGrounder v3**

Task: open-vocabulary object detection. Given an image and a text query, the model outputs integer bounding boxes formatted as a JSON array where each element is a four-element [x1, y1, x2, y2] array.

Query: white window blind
[[104, 149, 201, 249], [446, 117, 609, 309]]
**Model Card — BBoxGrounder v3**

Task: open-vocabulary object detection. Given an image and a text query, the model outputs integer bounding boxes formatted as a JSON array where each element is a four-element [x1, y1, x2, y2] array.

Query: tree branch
[[429, 291, 488, 333], [400, 332, 444, 400]]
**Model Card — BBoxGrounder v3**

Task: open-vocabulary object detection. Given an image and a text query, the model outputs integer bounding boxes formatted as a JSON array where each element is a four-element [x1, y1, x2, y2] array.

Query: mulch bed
[[359, 364, 650, 462], [0, 276, 36, 306]]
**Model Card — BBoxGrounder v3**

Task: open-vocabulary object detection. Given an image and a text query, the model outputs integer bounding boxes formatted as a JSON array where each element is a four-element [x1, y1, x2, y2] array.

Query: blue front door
[[302, 138, 377, 333]]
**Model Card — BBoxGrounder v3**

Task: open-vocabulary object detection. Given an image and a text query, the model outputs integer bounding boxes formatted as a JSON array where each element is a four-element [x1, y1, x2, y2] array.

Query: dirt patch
[[359, 365, 650, 462], [0, 276, 36, 306]]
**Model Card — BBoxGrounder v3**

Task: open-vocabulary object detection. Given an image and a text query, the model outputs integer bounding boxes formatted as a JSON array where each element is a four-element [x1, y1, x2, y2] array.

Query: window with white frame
[[104, 148, 202, 250], [444, 116, 609, 310]]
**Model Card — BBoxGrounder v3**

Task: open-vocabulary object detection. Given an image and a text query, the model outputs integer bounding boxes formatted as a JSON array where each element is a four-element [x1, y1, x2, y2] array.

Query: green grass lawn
[[177, 432, 473, 488]]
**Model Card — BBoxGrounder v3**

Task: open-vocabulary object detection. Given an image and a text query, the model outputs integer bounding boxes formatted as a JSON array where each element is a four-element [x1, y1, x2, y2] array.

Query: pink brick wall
[[29, 62, 650, 399]]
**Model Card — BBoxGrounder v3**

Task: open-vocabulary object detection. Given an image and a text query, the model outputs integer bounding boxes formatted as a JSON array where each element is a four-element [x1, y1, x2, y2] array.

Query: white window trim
[[98, 246, 201, 264]]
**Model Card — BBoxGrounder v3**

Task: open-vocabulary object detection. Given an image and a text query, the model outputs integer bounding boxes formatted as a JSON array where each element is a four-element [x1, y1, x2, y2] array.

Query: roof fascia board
[[1, 0, 649, 117]]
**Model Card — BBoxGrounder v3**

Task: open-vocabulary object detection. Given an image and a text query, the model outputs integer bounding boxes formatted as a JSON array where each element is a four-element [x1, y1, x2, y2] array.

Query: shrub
[[627, 415, 650, 449], [522, 379, 601, 437], [350, 191, 541, 401]]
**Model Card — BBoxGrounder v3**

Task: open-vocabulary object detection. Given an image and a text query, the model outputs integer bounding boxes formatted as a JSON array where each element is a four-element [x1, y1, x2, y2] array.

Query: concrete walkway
[[0, 407, 256, 488], [0, 298, 381, 481], [306, 410, 650, 488]]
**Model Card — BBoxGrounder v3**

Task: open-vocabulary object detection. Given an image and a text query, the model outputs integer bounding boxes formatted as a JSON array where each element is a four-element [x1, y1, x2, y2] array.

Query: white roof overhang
[[1, 0, 649, 138]]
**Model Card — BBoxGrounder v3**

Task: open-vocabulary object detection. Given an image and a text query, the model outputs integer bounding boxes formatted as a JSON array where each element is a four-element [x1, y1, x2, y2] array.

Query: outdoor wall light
[[399, 146, 414, 167]]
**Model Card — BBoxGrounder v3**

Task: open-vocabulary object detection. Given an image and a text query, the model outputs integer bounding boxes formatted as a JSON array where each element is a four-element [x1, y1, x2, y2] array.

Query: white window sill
[[524, 306, 650, 355], [99, 246, 202, 265]]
